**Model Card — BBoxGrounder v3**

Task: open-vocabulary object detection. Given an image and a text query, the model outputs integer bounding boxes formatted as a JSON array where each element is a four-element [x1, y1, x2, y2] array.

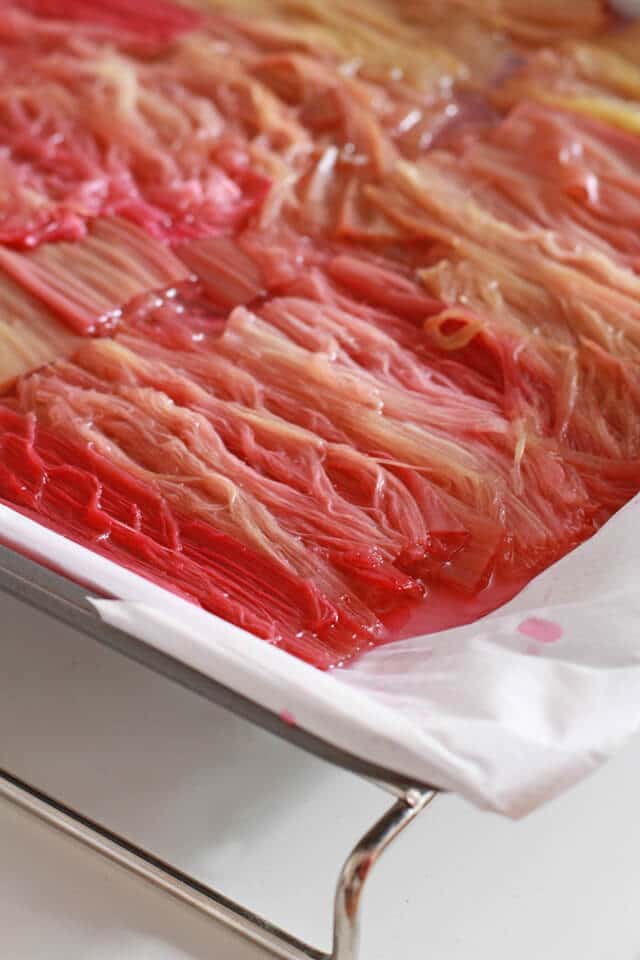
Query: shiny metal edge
[[0, 540, 435, 795]]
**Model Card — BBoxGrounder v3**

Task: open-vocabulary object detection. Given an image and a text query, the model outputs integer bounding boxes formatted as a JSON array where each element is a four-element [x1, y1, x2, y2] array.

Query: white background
[[1, 590, 639, 960]]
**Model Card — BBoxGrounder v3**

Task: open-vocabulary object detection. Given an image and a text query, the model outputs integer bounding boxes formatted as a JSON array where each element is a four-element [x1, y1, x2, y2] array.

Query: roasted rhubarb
[[1, 1, 639, 667]]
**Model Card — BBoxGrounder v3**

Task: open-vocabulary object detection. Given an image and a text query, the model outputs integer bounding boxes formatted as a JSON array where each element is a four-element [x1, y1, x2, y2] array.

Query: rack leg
[[331, 788, 436, 960], [0, 767, 435, 960]]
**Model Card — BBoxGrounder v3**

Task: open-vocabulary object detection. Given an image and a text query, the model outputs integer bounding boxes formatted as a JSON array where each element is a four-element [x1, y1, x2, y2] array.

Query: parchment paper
[[2, 496, 640, 817]]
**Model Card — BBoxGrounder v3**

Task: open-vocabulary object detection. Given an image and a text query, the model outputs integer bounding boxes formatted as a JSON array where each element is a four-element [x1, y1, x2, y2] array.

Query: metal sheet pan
[[0, 536, 437, 960], [0, 539, 431, 794]]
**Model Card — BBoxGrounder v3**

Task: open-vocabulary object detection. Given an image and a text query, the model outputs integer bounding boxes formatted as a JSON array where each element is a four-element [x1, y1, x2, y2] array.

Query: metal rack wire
[[0, 542, 437, 960]]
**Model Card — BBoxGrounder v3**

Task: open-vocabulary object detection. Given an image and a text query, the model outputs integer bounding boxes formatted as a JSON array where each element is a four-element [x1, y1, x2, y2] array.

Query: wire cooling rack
[[0, 541, 437, 960]]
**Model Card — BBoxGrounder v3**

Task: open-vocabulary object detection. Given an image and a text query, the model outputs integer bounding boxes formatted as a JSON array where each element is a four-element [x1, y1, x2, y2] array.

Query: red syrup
[[383, 571, 534, 642]]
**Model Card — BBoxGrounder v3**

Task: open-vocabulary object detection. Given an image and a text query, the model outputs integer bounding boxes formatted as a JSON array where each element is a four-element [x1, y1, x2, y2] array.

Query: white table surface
[[1, 590, 639, 960]]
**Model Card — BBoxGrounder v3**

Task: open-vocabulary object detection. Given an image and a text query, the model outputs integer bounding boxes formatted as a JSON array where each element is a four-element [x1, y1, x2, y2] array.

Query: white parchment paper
[[2, 496, 640, 817]]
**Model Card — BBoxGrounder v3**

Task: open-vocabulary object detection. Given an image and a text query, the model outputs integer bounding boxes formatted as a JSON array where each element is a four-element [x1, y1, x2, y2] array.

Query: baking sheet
[[2, 497, 640, 817]]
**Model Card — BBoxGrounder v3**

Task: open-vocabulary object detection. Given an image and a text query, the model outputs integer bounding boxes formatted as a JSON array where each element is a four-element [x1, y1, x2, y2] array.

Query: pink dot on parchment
[[518, 617, 563, 643], [280, 710, 297, 727]]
